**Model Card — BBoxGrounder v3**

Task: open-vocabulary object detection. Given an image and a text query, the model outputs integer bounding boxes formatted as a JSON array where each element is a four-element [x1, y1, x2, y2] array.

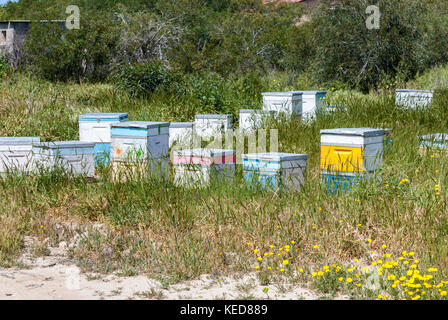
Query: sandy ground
[[0, 237, 348, 300]]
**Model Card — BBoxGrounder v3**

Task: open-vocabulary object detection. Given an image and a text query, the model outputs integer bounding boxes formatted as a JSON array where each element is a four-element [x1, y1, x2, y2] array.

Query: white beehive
[[0, 137, 40, 174], [320, 128, 385, 174], [290, 91, 327, 120], [173, 148, 236, 187], [79, 113, 128, 143], [169, 122, 194, 148], [396, 89, 434, 109], [242, 152, 308, 191], [262, 92, 302, 118], [239, 109, 274, 132], [194, 114, 233, 140], [32, 141, 95, 177], [110, 121, 169, 162], [110, 121, 170, 179]]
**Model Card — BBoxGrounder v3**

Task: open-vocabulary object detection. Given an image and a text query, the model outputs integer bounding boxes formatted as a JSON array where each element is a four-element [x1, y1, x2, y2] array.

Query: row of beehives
[[2, 118, 446, 192]]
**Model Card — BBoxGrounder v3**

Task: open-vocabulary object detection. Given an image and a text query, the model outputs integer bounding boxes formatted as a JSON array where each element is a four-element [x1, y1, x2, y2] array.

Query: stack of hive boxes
[[32, 141, 96, 177], [262, 92, 302, 119], [78, 113, 128, 166], [110, 121, 170, 181], [395, 89, 434, 109], [194, 114, 233, 140], [242, 152, 308, 192], [0, 137, 40, 174], [172, 148, 236, 188], [320, 128, 385, 193]]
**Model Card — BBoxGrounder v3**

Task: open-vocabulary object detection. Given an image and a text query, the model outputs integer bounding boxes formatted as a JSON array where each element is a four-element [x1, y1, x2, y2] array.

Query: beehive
[[110, 121, 170, 179], [110, 158, 169, 182], [262, 92, 302, 118], [395, 89, 434, 109], [194, 115, 233, 140], [320, 128, 384, 174], [173, 148, 236, 187], [239, 109, 274, 132], [79, 113, 128, 166], [290, 91, 326, 120], [242, 152, 308, 191], [169, 122, 194, 148], [32, 141, 95, 177], [0, 137, 40, 174], [419, 133, 448, 157], [321, 171, 374, 194]]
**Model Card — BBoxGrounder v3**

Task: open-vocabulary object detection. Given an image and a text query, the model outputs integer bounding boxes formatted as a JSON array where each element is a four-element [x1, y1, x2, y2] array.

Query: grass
[[1, 72, 448, 299]]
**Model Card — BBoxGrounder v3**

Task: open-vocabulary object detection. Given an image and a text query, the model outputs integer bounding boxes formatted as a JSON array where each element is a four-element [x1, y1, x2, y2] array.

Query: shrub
[[0, 54, 12, 79], [112, 61, 176, 97]]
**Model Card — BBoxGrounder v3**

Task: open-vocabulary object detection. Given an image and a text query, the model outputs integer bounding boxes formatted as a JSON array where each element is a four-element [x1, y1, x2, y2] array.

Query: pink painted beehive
[[173, 148, 236, 166]]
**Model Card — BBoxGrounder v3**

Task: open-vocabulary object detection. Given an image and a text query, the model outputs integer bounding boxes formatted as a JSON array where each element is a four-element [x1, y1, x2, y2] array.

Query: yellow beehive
[[320, 128, 385, 174]]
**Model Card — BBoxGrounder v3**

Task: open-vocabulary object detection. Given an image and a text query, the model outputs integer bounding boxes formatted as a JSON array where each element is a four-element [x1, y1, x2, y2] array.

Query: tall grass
[[0, 73, 448, 298]]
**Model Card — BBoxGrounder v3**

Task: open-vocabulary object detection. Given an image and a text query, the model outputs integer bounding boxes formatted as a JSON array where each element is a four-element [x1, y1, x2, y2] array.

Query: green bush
[[112, 61, 176, 97], [0, 55, 12, 79]]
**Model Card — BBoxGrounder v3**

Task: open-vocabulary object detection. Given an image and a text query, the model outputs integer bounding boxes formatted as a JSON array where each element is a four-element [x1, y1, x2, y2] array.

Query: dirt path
[[0, 237, 348, 300]]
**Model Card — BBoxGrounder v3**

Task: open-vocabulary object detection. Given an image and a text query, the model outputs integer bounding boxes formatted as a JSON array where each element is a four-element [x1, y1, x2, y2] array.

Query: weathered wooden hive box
[[194, 114, 233, 140], [0, 137, 40, 174], [32, 141, 95, 177], [78, 112, 128, 166], [242, 152, 308, 192], [262, 92, 302, 119], [290, 91, 327, 120], [110, 121, 170, 180], [173, 148, 236, 187], [395, 89, 434, 109]]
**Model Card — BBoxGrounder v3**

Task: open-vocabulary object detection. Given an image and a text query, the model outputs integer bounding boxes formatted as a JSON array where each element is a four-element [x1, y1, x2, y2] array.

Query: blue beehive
[[242, 152, 308, 192], [321, 171, 373, 194]]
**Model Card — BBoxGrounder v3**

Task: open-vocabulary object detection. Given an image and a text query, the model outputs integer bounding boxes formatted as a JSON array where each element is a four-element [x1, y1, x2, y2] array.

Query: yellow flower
[[255, 266, 260, 270], [317, 271, 324, 276], [264, 252, 268, 256], [291, 241, 295, 244], [313, 245, 318, 249], [280, 268, 285, 272], [441, 291, 447, 296], [368, 239, 372, 243], [388, 275, 396, 281], [428, 268, 438, 272], [312, 272, 317, 277], [254, 249, 259, 254], [282, 260, 289, 266], [257, 256, 262, 261], [354, 258, 359, 262], [299, 268, 304, 272], [381, 244, 387, 249], [346, 278, 353, 283], [338, 277, 343, 282]]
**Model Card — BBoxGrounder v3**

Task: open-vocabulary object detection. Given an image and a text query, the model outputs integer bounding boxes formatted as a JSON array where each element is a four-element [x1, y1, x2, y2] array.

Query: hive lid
[[396, 89, 434, 93], [111, 121, 170, 129], [174, 148, 236, 157], [79, 113, 128, 121], [33, 141, 96, 149], [243, 152, 308, 162], [290, 90, 327, 95], [420, 133, 448, 142], [239, 109, 274, 114], [169, 122, 194, 128], [0, 137, 40, 145], [262, 91, 302, 97], [320, 128, 385, 137], [195, 114, 232, 120]]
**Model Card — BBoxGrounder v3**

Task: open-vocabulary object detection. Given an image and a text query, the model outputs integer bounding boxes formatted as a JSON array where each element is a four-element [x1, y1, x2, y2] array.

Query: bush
[[112, 61, 176, 97], [24, 12, 119, 82], [0, 55, 12, 79]]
